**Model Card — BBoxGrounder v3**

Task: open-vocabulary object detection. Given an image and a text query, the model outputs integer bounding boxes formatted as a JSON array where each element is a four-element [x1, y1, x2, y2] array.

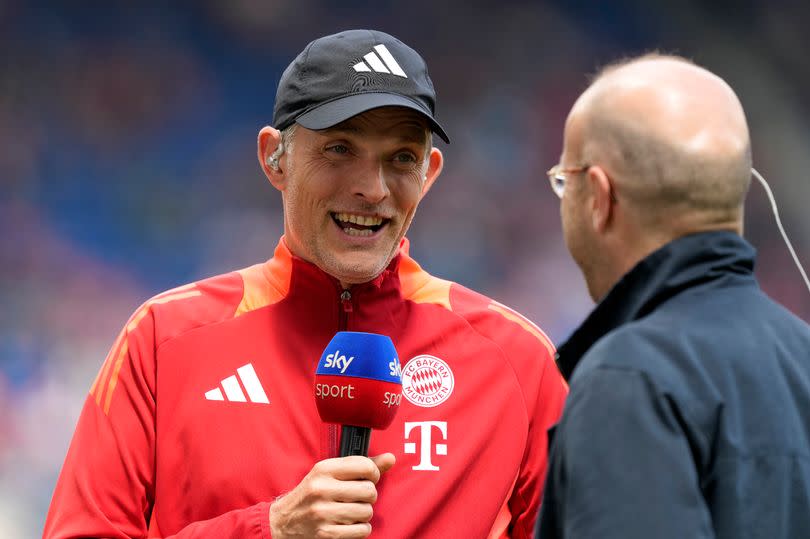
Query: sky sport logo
[[401, 355, 454, 408]]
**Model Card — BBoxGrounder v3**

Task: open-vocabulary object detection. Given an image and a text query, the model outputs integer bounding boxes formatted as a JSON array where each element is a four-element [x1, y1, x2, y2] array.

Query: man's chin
[[327, 257, 390, 286]]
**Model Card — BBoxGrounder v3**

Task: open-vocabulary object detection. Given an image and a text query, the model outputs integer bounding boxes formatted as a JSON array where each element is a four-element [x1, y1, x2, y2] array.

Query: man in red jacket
[[45, 29, 567, 538]]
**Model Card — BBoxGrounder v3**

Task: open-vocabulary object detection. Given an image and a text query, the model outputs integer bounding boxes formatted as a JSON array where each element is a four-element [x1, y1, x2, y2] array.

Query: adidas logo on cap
[[353, 44, 408, 78]]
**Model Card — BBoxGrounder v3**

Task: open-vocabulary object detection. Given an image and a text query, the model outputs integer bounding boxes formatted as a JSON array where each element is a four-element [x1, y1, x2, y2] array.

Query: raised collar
[[556, 231, 757, 381], [260, 236, 408, 301]]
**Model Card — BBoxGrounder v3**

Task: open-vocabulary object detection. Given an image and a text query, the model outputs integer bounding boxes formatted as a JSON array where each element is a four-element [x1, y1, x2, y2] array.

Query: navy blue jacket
[[538, 231, 810, 539]]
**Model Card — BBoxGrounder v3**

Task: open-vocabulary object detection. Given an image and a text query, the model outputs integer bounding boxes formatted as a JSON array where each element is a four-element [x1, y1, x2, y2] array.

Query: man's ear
[[258, 126, 284, 190], [420, 147, 444, 196], [587, 165, 614, 233]]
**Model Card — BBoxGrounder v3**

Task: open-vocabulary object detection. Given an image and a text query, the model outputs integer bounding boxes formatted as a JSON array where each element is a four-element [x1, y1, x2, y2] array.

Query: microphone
[[315, 331, 403, 456]]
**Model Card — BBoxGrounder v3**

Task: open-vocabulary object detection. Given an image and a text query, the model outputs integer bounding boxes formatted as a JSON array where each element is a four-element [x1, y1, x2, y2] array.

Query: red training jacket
[[44, 237, 567, 538]]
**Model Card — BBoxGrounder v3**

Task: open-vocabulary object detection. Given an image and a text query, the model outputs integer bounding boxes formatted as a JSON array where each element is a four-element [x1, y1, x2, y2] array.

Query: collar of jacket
[[264, 235, 407, 302], [555, 230, 757, 381]]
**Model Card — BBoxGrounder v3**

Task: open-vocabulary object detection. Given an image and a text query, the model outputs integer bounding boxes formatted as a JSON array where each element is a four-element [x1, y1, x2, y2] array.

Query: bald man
[[537, 54, 810, 538]]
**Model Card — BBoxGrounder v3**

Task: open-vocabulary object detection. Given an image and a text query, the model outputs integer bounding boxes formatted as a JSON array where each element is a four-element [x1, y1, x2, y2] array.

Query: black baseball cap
[[273, 29, 450, 143]]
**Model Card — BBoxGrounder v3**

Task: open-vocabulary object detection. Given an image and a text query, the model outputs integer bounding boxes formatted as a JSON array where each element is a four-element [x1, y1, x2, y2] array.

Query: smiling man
[[44, 30, 567, 538], [259, 107, 442, 290]]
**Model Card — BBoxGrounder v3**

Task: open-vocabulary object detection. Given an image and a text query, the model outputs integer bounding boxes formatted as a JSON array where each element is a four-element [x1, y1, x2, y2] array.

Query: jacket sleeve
[[43, 308, 272, 539], [506, 347, 568, 538], [538, 365, 714, 539]]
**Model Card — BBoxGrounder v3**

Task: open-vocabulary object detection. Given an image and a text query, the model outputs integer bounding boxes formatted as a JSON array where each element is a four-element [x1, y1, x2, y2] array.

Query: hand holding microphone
[[269, 332, 402, 538], [268, 454, 394, 539]]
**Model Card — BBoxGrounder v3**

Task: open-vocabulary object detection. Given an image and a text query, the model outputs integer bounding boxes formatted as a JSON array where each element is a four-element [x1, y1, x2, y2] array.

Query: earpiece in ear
[[266, 142, 284, 170]]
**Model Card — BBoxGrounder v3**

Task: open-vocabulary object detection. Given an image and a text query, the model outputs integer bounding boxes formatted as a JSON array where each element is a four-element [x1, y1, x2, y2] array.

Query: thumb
[[370, 452, 396, 476]]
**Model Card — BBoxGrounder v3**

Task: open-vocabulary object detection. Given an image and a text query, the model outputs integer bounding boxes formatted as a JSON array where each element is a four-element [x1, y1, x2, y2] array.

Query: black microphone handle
[[340, 425, 372, 457]]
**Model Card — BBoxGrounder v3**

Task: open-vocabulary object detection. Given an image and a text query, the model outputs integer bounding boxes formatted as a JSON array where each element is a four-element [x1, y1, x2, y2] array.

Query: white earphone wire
[[751, 167, 810, 294]]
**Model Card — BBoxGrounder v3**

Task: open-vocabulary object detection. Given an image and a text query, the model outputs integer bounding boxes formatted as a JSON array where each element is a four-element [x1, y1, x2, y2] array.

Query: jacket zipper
[[339, 289, 354, 323], [324, 288, 353, 458]]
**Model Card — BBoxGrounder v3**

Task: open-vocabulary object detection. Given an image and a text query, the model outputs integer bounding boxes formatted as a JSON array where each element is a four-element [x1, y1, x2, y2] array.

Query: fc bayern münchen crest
[[401, 355, 454, 408]]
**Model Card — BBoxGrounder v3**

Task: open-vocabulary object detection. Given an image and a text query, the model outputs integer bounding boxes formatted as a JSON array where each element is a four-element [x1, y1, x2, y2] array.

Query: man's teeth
[[343, 227, 374, 237], [334, 212, 383, 226]]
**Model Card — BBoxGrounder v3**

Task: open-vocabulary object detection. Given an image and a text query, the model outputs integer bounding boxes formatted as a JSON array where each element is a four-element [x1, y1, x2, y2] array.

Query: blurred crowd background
[[2, 0, 809, 535]]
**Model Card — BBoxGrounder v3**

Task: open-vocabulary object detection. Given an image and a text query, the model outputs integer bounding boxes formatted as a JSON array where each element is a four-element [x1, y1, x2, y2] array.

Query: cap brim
[[295, 93, 450, 144]]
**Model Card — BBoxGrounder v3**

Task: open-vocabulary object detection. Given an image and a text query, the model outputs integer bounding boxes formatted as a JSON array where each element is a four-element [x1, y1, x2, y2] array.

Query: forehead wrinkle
[[330, 107, 429, 140], [320, 125, 362, 137], [395, 125, 428, 145]]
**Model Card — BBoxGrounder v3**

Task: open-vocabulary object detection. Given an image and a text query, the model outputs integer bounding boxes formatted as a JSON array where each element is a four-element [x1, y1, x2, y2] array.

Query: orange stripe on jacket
[[235, 240, 292, 317], [92, 337, 120, 405], [96, 289, 202, 415], [486, 473, 518, 539], [126, 290, 203, 333], [398, 252, 452, 310], [90, 327, 126, 400], [488, 301, 556, 358], [103, 340, 129, 415]]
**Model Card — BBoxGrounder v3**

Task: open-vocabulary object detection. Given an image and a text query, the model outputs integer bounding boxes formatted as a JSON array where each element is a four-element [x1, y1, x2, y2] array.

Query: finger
[[320, 522, 372, 539], [370, 453, 396, 476], [321, 456, 380, 482], [304, 474, 377, 504], [332, 480, 378, 503], [322, 501, 374, 524]]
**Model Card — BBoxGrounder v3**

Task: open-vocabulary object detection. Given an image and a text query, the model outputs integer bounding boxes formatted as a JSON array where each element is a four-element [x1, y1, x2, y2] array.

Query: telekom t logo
[[404, 421, 447, 471]]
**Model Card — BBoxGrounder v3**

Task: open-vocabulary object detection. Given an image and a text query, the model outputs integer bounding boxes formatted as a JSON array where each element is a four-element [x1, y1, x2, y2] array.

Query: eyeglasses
[[546, 164, 590, 198]]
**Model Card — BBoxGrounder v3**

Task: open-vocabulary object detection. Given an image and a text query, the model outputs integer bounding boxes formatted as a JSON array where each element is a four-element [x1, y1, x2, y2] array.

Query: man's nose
[[352, 162, 390, 203]]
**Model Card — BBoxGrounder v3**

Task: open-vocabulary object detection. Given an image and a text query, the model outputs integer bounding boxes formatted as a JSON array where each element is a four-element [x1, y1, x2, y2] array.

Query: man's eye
[[326, 144, 349, 155], [394, 152, 417, 163]]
